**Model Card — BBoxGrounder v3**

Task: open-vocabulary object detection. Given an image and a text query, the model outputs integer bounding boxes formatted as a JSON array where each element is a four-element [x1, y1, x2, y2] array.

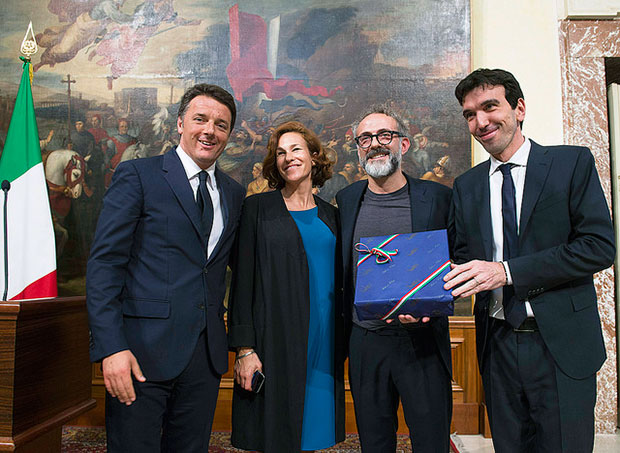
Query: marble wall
[[559, 19, 620, 433]]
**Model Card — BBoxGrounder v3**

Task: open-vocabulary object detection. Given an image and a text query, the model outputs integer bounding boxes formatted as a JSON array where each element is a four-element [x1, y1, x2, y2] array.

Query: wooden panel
[[0, 297, 96, 451], [12, 299, 93, 434], [449, 317, 483, 434], [213, 383, 233, 432], [0, 304, 19, 437], [0, 426, 61, 453], [216, 317, 482, 436], [451, 334, 466, 403], [81, 316, 485, 436], [453, 403, 480, 434], [480, 402, 492, 438]]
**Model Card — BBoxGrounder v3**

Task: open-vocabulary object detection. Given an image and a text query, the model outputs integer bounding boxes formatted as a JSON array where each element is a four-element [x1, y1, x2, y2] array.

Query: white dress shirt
[[488, 138, 534, 319], [176, 146, 224, 258]]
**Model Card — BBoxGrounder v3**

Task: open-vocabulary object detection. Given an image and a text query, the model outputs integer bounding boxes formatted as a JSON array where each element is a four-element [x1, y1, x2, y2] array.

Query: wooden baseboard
[[75, 317, 486, 436]]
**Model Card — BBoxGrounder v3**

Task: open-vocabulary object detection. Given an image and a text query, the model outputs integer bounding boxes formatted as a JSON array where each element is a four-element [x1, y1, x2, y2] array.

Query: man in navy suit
[[445, 68, 615, 452], [336, 106, 452, 452], [87, 84, 245, 452]]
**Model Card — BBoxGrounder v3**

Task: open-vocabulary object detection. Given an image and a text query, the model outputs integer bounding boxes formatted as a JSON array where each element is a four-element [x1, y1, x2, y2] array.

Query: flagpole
[[1, 180, 9, 300]]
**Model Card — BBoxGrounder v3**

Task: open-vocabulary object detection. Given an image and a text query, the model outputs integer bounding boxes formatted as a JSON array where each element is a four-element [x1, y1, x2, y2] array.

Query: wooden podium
[[0, 296, 96, 452]]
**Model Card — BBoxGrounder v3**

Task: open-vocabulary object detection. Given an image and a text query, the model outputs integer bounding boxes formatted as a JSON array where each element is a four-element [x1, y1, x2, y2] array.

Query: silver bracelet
[[236, 350, 255, 361]]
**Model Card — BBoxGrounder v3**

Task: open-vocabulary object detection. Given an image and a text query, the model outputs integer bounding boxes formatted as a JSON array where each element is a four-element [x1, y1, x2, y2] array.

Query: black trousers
[[483, 319, 596, 453], [348, 324, 452, 453], [105, 332, 222, 453]]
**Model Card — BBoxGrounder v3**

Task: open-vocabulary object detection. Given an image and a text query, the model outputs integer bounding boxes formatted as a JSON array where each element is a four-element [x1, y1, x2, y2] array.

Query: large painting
[[0, 0, 470, 295]]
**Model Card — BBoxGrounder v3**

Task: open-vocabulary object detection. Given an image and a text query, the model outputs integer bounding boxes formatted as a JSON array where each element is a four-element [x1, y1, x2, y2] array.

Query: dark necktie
[[196, 171, 213, 248], [499, 163, 526, 328]]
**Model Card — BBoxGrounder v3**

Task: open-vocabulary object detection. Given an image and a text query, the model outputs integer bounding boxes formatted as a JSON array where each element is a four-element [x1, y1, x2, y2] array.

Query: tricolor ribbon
[[380, 259, 452, 320], [356, 234, 400, 266]]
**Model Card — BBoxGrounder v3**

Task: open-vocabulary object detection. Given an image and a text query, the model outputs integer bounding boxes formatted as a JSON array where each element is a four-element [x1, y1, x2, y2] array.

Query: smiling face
[[118, 120, 129, 135], [177, 95, 232, 169], [276, 132, 314, 188], [461, 85, 525, 161], [356, 113, 409, 180]]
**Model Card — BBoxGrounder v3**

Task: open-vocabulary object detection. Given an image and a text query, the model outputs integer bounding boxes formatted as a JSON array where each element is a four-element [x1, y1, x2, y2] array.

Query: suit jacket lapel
[[407, 176, 431, 232], [340, 181, 367, 273], [473, 162, 494, 260], [215, 166, 231, 229], [208, 166, 234, 262], [162, 148, 202, 239], [519, 141, 551, 242]]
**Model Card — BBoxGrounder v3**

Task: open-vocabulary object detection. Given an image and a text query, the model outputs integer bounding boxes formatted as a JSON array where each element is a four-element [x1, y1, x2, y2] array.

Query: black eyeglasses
[[354, 130, 405, 149]]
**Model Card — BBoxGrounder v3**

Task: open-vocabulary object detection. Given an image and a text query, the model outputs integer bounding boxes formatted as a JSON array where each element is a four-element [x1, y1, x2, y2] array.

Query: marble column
[[559, 19, 620, 433]]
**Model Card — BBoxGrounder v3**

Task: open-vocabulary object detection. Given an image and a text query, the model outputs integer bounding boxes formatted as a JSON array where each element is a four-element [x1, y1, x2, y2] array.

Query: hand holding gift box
[[354, 229, 454, 321]]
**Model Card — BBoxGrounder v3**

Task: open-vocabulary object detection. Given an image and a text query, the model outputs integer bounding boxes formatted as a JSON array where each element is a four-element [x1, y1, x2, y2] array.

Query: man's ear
[[515, 98, 526, 124], [400, 136, 411, 156]]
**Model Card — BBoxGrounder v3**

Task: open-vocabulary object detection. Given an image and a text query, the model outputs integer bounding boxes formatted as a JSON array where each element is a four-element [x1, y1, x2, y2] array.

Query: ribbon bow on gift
[[355, 234, 400, 266]]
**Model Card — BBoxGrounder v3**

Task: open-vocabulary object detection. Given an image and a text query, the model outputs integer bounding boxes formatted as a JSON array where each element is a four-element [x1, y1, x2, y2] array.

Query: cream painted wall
[[557, 0, 620, 18], [468, 1, 564, 165]]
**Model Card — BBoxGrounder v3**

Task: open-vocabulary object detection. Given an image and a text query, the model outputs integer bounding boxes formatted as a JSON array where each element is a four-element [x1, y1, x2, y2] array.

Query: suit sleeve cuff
[[502, 261, 513, 286], [228, 324, 256, 350]]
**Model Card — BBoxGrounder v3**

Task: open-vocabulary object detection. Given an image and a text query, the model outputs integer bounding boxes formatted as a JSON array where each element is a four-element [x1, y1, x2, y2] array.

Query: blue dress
[[290, 207, 336, 451]]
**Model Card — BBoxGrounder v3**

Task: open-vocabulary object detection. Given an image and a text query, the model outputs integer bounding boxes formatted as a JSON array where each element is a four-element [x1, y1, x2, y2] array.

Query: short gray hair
[[351, 104, 409, 138]]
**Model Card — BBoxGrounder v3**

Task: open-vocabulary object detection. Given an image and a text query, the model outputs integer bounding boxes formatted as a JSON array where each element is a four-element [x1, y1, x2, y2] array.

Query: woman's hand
[[234, 348, 263, 391]]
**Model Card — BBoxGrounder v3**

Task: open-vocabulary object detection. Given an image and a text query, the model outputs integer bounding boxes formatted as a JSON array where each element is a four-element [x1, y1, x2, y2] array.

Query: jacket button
[[198, 304, 205, 310], [203, 267, 208, 274]]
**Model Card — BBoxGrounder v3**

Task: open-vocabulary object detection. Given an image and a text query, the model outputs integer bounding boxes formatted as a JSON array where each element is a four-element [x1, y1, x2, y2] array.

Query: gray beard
[[360, 146, 402, 178]]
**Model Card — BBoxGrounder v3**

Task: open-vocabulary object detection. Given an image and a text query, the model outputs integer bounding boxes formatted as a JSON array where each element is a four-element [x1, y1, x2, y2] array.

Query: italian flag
[[0, 58, 57, 300]]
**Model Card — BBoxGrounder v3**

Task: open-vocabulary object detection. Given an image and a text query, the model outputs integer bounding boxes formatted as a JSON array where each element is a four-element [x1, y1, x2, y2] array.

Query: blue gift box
[[354, 229, 454, 321]]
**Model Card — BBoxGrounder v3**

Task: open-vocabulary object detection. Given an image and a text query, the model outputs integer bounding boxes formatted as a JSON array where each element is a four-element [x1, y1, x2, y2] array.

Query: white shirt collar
[[489, 138, 531, 175], [175, 145, 217, 185]]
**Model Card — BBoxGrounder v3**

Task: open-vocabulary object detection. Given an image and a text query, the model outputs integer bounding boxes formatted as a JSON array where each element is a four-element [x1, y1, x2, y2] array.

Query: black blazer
[[336, 174, 453, 375], [87, 148, 245, 379], [450, 141, 615, 378], [227, 191, 345, 452]]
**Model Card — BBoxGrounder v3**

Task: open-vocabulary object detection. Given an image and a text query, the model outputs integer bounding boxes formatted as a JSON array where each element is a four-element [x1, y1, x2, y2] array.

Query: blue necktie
[[196, 171, 213, 249], [499, 163, 526, 328]]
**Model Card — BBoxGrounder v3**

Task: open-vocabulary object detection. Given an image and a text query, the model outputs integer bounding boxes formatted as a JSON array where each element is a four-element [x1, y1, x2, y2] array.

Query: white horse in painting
[[45, 149, 87, 199], [120, 142, 148, 163], [44, 149, 89, 256]]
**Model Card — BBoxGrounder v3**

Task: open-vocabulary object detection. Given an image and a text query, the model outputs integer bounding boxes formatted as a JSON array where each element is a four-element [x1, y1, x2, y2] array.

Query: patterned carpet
[[61, 426, 461, 452]]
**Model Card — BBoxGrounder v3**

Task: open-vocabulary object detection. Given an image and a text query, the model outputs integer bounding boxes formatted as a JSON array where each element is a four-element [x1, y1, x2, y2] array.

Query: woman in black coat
[[228, 121, 345, 452]]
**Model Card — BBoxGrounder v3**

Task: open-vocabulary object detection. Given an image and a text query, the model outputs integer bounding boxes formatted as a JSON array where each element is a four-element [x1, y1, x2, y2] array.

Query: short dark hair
[[263, 121, 333, 190], [455, 68, 524, 108], [352, 104, 409, 138], [177, 84, 237, 132], [455, 68, 524, 128]]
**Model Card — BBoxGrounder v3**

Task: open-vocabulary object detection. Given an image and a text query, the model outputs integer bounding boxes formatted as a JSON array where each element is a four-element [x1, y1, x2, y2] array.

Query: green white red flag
[[0, 58, 57, 300]]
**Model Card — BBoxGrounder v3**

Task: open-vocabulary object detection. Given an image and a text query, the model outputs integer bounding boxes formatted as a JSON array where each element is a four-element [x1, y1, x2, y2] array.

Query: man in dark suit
[[445, 68, 615, 452], [336, 105, 452, 452], [87, 84, 245, 452]]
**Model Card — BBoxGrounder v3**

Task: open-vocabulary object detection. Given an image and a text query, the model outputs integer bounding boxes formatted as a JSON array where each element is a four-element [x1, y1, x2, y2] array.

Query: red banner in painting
[[226, 4, 342, 102]]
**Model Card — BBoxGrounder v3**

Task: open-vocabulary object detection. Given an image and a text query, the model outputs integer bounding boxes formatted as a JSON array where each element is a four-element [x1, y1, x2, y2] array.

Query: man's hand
[[386, 314, 431, 324], [234, 348, 263, 392], [443, 260, 506, 298], [102, 350, 146, 405]]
